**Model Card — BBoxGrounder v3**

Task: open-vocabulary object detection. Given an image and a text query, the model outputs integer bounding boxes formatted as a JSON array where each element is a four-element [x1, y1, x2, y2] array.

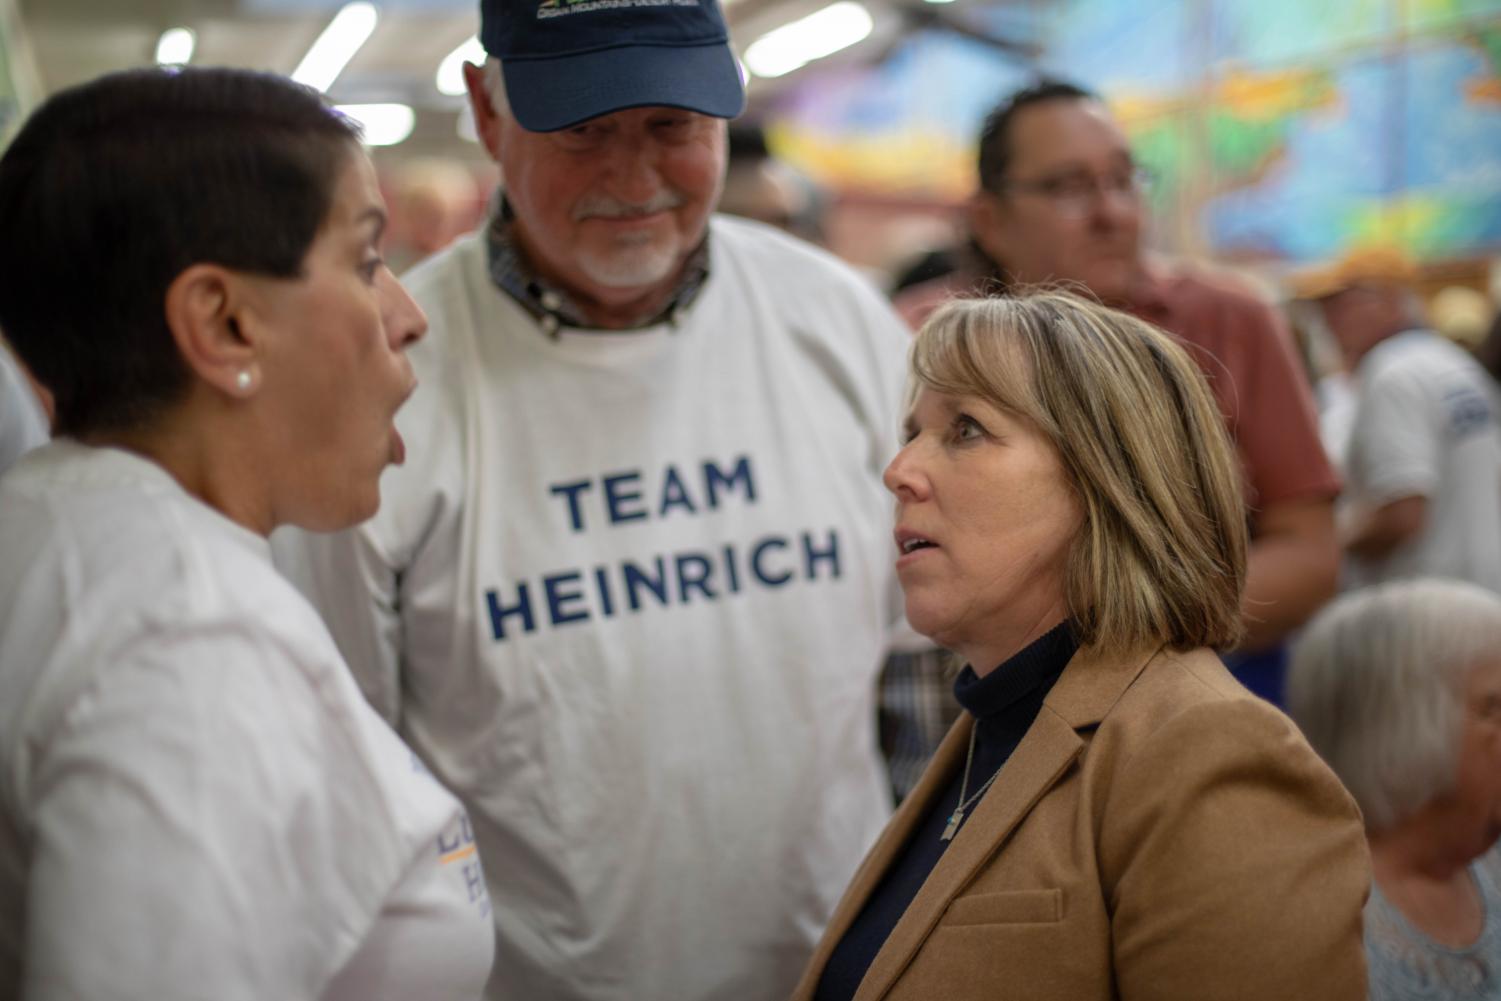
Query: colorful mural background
[[764, 0, 1501, 263], [0, 4, 23, 149]]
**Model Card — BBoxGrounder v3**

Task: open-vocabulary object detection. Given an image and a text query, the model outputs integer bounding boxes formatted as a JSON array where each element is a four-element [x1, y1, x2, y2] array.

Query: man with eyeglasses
[[896, 79, 1340, 708]]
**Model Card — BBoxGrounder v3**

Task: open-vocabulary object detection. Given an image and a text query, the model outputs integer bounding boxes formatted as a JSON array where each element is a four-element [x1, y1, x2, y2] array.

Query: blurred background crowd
[[6, 0, 1499, 592], [6, 0, 1497, 307]]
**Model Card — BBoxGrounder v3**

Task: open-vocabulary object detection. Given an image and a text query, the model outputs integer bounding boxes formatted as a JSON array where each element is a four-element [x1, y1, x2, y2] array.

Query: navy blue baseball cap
[[480, 0, 747, 133]]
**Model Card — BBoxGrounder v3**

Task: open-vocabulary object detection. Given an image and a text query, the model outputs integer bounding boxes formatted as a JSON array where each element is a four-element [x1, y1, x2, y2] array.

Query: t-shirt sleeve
[[22, 627, 405, 1001], [1351, 366, 1441, 503]]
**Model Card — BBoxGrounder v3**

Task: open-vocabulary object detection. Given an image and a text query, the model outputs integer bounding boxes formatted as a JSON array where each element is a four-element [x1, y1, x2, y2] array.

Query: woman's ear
[[163, 264, 261, 398]]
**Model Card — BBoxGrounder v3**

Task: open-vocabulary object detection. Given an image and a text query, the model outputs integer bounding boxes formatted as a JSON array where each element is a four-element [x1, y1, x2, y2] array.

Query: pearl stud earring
[[235, 370, 253, 392]]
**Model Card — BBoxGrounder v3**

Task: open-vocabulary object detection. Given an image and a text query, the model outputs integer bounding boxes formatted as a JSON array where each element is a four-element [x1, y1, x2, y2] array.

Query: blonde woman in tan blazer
[[791, 292, 1370, 1001]]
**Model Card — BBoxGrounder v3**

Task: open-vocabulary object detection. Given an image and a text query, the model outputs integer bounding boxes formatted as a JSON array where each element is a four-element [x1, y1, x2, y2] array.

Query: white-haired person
[[1289, 579, 1501, 1001]]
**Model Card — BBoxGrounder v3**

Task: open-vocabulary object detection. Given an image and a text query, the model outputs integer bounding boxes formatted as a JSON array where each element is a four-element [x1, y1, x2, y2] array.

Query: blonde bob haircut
[[911, 291, 1248, 657]]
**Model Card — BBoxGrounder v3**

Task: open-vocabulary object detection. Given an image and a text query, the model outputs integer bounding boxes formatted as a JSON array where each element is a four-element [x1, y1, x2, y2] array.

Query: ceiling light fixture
[[743, 2, 873, 79], [336, 103, 416, 146], [155, 27, 196, 66], [292, 1, 379, 93], [437, 36, 486, 96]]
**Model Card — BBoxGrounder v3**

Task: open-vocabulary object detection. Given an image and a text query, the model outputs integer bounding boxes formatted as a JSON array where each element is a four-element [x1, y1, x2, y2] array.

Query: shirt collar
[[952, 619, 1078, 722], [40, 439, 274, 559], [483, 193, 711, 335]]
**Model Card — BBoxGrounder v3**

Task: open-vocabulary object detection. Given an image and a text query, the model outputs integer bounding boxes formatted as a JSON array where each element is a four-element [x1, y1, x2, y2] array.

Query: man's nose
[[1089, 180, 1140, 230], [601, 134, 666, 205]]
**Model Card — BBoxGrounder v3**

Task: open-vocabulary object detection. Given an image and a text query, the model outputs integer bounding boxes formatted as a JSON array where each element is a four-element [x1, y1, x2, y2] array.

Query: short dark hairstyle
[[0, 67, 363, 436], [976, 78, 1097, 194]]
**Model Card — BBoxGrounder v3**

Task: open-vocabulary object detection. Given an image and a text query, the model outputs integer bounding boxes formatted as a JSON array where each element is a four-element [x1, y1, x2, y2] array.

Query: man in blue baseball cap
[[482, 0, 745, 133], [461, 0, 744, 331], [274, 0, 916, 997]]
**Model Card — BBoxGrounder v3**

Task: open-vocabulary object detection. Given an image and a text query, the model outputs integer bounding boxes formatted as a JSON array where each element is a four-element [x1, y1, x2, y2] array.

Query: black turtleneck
[[813, 621, 1078, 1001]]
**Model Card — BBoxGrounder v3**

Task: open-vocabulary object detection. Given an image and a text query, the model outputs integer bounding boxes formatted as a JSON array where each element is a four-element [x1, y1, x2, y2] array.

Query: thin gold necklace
[[940, 724, 1003, 842]]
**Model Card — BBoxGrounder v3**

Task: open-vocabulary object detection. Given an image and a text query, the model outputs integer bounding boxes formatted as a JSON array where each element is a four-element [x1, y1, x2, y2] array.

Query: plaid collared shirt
[[484, 195, 711, 335], [878, 647, 963, 802]]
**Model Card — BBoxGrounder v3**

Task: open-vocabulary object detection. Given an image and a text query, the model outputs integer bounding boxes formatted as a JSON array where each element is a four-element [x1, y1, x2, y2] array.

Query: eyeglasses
[[993, 165, 1154, 217]]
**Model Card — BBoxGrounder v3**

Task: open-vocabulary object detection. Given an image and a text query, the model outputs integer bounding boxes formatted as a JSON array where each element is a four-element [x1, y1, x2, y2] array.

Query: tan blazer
[[791, 646, 1370, 1001]]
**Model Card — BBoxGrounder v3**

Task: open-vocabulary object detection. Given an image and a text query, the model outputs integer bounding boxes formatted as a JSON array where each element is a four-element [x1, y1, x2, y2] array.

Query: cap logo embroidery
[[538, 0, 699, 18]]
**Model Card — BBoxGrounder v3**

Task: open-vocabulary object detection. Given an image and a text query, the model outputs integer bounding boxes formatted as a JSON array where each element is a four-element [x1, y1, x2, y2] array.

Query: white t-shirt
[[1345, 330, 1501, 593], [0, 442, 493, 1001], [273, 215, 910, 1001], [0, 342, 46, 477]]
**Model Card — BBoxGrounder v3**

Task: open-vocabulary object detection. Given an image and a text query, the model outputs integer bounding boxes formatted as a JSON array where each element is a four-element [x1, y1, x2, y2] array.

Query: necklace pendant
[[940, 810, 963, 842]]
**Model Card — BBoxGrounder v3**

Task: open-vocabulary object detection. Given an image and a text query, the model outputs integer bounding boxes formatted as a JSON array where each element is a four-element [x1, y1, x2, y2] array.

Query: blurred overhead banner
[[764, 0, 1501, 263]]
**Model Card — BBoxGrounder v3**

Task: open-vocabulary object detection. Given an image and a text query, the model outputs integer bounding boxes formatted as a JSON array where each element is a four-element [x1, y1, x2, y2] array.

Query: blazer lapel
[[853, 711, 1084, 1001], [1043, 644, 1160, 730], [790, 719, 975, 1000], [851, 644, 1161, 1001]]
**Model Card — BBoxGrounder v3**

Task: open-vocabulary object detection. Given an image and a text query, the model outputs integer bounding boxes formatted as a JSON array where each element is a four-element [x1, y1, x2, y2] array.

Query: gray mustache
[[573, 191, 685, 220]]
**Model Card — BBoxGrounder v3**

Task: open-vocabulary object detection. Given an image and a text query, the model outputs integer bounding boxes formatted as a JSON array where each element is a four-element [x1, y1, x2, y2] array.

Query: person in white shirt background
[[0, 340, 47, 476], [0, 66, 493, 1000], [1297, 247, 1501, 595]]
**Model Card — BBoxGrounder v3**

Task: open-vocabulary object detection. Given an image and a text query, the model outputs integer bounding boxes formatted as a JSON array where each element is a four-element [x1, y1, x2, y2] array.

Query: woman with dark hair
[[792, 292, 1369, 1000], [0, 68, 492, 998]]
